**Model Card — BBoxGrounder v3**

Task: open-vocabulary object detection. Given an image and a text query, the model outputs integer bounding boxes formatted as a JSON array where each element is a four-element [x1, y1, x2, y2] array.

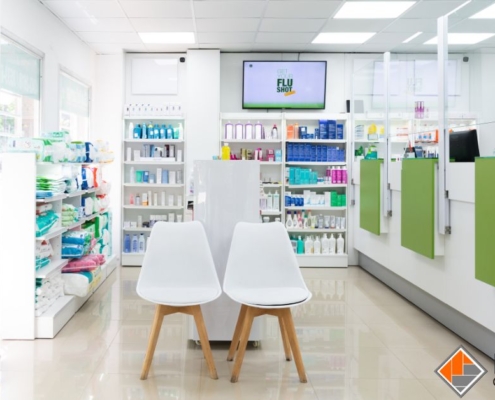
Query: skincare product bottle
[[166, 125, 173, 139], [222, 143, 231, 160], [314, 235, 321, 254], [297, 236, 304, 254], [267, 192, 273, 210], [305, 236, 313, 254], [159, 124, 165, 139], [303, 212, 309, 229], [131, 235, 138, 253], [321, 234, 330, 254], [245, 122, 253, 139], [286, 212, 293, 228], [271, 124, 278, 139], [337, 234, 345, 254], [329, 234, 336, 254], [178, 123, 184, 140], [235, 121, 244, 139], [153, 124, 159, 139], [255, 121, 263, 139], [128, 122, 134, 139], [130, 194, 135, 205], [135, 194, 141, 206], [138, 234, 145, 253], [141, 124, 147, 139], [124, 234, 131, 253], [225, 121, 233, 139], [133, 124, 141, 139], [297, 211, 303, 228], [130, 167, 135, 183], [273, 191, 280, 212]]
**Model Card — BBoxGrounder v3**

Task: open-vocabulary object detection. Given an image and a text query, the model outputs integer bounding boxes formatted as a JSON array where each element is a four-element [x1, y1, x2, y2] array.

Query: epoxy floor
[[0, 266, 493, 400]]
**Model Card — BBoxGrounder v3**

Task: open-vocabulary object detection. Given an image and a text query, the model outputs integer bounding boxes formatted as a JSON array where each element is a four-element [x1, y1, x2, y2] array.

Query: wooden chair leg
[[281, 308, 307, 383], [140, 305, 165, 380], [192, 305, 218, 380], [278, 316, 292, 361], [230, 306, 256, 383], [227, 304, 247, 361]]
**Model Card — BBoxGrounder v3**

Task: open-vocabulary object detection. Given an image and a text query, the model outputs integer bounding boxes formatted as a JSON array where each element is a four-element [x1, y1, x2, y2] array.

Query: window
[[59, 71, 90, 141], [0, 35, 41, 137]]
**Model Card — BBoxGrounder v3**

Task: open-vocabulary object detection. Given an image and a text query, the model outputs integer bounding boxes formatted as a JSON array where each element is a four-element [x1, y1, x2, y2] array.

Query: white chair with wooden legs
[[223, 222, 312, 383], [136, 221, 221, 380]]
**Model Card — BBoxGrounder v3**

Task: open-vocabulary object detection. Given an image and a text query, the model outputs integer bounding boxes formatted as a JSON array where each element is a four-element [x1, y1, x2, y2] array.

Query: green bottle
[[297, 236, 304, 254]]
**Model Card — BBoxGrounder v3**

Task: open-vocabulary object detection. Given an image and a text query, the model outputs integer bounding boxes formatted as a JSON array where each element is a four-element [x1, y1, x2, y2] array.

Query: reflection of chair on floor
[[223, 222, 312, 383], [137, 221, 222, 380]]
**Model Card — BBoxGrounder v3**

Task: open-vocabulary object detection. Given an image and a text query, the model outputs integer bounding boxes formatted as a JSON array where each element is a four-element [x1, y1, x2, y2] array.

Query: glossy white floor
[[0, 266, 493, 400]]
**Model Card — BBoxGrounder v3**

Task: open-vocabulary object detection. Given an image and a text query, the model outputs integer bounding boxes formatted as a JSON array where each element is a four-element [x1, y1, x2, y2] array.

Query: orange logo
[[435, 346, 487, 397]]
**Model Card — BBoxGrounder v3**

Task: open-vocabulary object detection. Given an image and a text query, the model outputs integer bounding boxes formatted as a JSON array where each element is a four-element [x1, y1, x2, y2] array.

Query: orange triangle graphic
[[439, 361, 452, 383]]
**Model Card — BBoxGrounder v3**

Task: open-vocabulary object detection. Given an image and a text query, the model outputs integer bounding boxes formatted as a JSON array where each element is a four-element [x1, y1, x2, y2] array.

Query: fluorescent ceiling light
[[138, 32, 195, 44], [425, 33, 495, 45], [470, 3, 495, 19], [403, 32, 422, 43], [334, 1, 415, 19], [312, 32, 376, 44], [446, 0, 471, 17]]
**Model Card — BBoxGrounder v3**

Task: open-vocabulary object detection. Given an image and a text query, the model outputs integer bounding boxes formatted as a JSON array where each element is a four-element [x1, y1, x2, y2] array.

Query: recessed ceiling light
[[425, 33, 495, 45], [334, 1, 415, 19], [403, 32, 422, 43], [312, 32, 376, 44], [138, 32, 195, 44], [470, 3, 495, 19]]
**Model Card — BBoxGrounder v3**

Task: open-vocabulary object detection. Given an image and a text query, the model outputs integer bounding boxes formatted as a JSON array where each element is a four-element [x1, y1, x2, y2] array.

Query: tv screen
[[243, 61, 327, 109]]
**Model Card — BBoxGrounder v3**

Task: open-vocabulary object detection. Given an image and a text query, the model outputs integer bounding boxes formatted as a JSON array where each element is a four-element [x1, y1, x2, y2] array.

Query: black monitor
[[450, 129, 480, 162]]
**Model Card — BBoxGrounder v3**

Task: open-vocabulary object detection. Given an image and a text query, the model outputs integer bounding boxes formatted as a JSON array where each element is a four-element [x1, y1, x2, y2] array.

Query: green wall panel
[[475, 158, 495, 287], [360, 160, 382, 235], [401, 159, 437, 259]]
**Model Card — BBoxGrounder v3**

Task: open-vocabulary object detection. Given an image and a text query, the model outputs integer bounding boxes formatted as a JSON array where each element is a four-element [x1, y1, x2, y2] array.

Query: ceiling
[[38, 0, 495, 54]]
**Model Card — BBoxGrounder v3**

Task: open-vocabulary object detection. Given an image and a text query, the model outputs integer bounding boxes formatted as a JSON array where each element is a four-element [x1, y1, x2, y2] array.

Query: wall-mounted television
[[243, 61, 327, 110]]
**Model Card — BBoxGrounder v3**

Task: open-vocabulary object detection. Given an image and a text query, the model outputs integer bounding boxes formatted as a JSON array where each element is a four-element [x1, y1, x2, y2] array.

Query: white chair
[[223, 222, 312, 383], [137, 221, 221, 380]]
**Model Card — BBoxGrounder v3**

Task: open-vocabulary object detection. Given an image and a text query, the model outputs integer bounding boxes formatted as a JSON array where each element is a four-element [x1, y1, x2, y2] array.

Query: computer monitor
[[450, 129, 480, 162]]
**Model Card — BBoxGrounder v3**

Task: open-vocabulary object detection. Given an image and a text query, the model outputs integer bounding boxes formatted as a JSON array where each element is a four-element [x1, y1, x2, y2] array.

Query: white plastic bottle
[[286, 212, 293, 228], [305, 236, 313, 254], [138, 234, 145, 253], [337, 234, 345, 254], [128, 122, 134, 139], [273, 191, 280, 212], [267, 192, 273, 210], [314, 235, 321, 254], [329, 234, 336, 254], [178, 123, 184, 140], [321, 234, 330, 254], [130, 167, 135, 183], [271, 124, 278, 139]]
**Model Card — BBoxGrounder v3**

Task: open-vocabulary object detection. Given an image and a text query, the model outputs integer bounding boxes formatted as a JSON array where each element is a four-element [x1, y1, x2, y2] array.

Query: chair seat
[[227, 287, 310, 308], [138, 286, 221, 306]]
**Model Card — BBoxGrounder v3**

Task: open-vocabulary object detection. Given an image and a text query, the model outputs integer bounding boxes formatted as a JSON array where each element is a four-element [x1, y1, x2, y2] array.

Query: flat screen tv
[[243, 61, 327, 110]]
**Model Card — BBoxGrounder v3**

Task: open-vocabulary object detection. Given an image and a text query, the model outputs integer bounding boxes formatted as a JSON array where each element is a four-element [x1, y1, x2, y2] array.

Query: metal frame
[[383, 52, 392, 217]]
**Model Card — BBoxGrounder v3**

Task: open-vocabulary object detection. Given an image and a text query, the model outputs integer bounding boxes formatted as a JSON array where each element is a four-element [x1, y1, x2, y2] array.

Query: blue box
[[299, 126, 307, 137], [275, 150, 282, 162], [319, 120, 328, 139], [287, 143, 293, 161], [337, 124, 344, 139], [311, 145, 317, 162], [161, 170, 169, 184], [328, 120, 337, 140], [305, 144, 311, 162], [143, 170, 149, 183], [315, 128, 320, 139]]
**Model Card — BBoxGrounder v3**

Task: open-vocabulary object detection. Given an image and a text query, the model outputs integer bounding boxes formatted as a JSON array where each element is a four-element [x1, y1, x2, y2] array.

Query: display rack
[[121, 116, 187, 266], [0, 153, 117, 339], [220, 113, 349, 268]]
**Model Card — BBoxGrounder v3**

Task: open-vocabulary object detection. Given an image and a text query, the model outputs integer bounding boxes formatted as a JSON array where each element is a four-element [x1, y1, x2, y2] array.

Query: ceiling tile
[[259, 18, 326, 33], [77, 31, 142, 44], [310, 43, 360, 52], [322, 19, 391, 32], [251, 43, 311, 52], [89, 42, 148, 55], [43, 1, 125, 18], [130, 18, 194, 32], [366, 32, 412, 44], [446, 1, 494, 19], [63, 18, 134, 32], [353, 43, 395, 53], [264, 1, 341, 19], [401, 1, 465, 19], [196, 18, 259, 32], [120, 1, 192, 18], [256, 32, 316, 44], [383, 18, 437, 33], [198, 32, 256, 44], [200, 43, 253, 51], [145, 44, 195, 52], [391, 43, 436, 54], [194, 1, 266, 18], [450, 19, 495, 33]]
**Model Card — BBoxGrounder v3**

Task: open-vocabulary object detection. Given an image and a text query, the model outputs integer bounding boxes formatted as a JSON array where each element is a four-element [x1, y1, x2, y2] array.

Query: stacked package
[[35, 240, 53, 271], [62, 230, 95, 259], [36, 204, 59, 237], [84, 212, 112, 258], [36, 175, 67, 198], [35, 275, 64, 317], [61, 204, 79, 227], [62, 254, 106, 297]]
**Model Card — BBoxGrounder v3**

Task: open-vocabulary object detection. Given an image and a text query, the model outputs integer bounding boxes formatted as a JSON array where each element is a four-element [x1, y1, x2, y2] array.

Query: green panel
[[475, 158, 495, 287], [360, 160, 382, 235], [401, 159, 437, 259]]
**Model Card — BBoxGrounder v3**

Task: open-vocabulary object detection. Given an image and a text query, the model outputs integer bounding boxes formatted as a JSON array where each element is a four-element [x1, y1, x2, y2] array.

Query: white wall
[[1, 0, 96, 132]]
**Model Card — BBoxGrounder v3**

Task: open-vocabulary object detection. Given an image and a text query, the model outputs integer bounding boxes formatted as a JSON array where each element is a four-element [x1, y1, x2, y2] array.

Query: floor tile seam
[[344, 303, 389, 348], [386, 346, 442, 381]]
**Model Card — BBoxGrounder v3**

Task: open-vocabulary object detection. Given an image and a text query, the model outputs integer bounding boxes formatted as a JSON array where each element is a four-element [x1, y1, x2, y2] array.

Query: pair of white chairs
[[137, 221, 312, 383]]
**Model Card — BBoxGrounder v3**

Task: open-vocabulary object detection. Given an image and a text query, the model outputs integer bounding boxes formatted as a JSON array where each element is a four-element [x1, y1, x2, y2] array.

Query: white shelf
[[286, 162, 346, 166], [261, 210, 282, 216], [124, 116, 184, 120], [66, 188, 98, 198], [286, 184, 347, 189], [284, 113, 347, 121], [260, 161, 282, 165], [286, 139, 346, 144], [36, 194, 66, 203], [124, 139, 184, 144], [122, 253, 144, 266], [35, 295, 76, 338], [123, 183, 184, 188], [36, 259, 68, 279], [286, 206, 346, 211], [221, 112, 283, 121], [261, 183, 282, 188], [287, 229, 346, 234], [36, 227, 67, 241], [123, 227, 153, 232], [296, 254, 348, 268], [123, 205, 184, 210], [36, 188, 98, 203], [124, 161, 183, 165], [221, 139, 282, 143]]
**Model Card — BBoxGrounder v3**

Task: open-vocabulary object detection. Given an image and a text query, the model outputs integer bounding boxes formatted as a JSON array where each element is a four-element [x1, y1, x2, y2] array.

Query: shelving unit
[[122, 116, 187, 267], [219, 112, 349, 268], [0, 153, 117, 339]]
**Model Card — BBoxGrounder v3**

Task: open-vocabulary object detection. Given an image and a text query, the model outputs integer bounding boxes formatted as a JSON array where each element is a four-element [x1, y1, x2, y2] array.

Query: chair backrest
[[137, 221, 220, 291], [223, 222, 309, 292]]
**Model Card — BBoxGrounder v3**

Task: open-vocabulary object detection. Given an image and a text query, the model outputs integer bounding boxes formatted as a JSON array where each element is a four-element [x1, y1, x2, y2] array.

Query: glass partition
[[59, 71, 90, 141]]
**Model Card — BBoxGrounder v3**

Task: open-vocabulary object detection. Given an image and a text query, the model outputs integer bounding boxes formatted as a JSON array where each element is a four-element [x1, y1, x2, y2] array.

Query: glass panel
[[59, 72, 90, 141], [0, 35, 41, 138]]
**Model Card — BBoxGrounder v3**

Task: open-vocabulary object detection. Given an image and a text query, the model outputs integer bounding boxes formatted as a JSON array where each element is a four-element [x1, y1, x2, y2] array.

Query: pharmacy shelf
[[36, 194, 67, 203], [124, 161, 183, 165], [260, 161, 282, 165], [123, 205, 183, 210], [286, 207, 347, 211], [261, 183, 283, 188], [124, 139, 184, 144], [285, 113, 347, 121], [36, 227, 67, 241], [296, 254, 348, 268], [287, 229, 346, 234], [221, 112, 283, 121], [124, 183, 184, 188], [221, 139, 282, 143], [123, 227, 153, 232], [35, 259, 69, 279], [66, 188, 98, 198], [286, 162, 346, 166], [124, 116, 184, 120], [286, 139, 346, 144], [286, 184, 347, 189], [261, 210, 282, 216], [36, 189, 99, 203], [121, 253, 144, 266]]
